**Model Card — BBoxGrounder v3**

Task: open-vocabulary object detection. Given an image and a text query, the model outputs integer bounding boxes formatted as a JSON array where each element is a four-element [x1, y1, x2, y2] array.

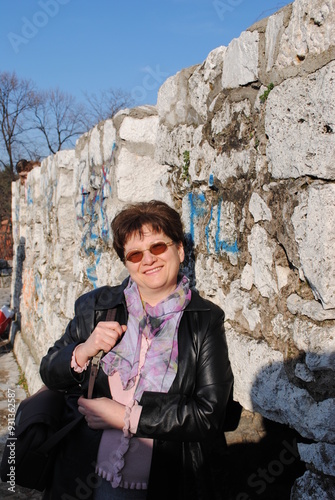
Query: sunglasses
[[125, 241, 175, 263]]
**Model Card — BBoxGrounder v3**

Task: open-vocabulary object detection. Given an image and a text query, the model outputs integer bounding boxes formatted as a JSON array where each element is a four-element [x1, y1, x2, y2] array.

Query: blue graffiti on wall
[[34, 272, 44, 316], [78, 145, 114, 287], [208, 173, 215, 188], [46, 179, 56, 211], [79, 188, 105, 288], [100, 164, 112, 241], [27, 185, 33, 206], [188, 192, 238, 255], [188, 192, 207, 241], [86, 260, 100, 287]]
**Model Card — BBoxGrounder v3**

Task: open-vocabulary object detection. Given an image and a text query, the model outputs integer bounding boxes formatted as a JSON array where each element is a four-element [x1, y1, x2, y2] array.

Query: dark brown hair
[[111, 200, 185, 261]]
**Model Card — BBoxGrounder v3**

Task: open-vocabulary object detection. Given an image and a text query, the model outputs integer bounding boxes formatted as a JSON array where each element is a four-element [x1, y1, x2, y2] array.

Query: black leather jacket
[[40, 278, 233, 500]]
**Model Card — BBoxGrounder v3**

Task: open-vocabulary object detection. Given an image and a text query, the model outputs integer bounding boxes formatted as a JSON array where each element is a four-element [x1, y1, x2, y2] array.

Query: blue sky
[[1, 0, 291, 106]]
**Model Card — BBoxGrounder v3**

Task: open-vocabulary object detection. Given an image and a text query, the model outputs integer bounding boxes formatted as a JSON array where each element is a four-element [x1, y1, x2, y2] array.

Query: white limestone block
[[241, 264, 254, 291], [298, 443, 335, 476], [31, 222, 43, 254], [291, 182, 335, 309], [287, 294, 335, 321], [225, 326, 284, 411], [155, 123, 195, 166], [58, 279, 77, 320], [119, 115, 159, 145], [265, 10, 285, 71], [248, 225, 278, 298], [295, 363, 315, 383], [188, 136, 216, 183], [291, 317, 335, 371], [47, 309, 70, 346], [55, 149, 76, 169], [249, 192, 272, 222], [242, 304, 261, 332], [157, 66, 196, 127], [102, 119, 117, 162], [222, 30, 259, 89], [275, 265, 291, 290], [266, 62, 335, 180], [88, 125, 103, 166], [291, 470, 334, 500], [270, 314, 294, 347], [27, 166, 43, 203], [211, 99, 251, 135], [194, 255, 228, 304], [276, 0, 335, 70], [189, 46, 226, 120], [56, 169, 75, 204], [95, 252, 123, 289], [202, 46, 226, 83], [245, 344, 335, 441], [223, 280, 261, 332], [189, 139, 253, 185], [75, 135, 90, 189], [115, 148, 168, 203]]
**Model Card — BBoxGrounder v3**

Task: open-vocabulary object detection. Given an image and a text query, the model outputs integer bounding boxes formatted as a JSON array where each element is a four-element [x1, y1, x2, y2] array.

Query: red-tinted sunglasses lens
[[126, 242, 171, 263]]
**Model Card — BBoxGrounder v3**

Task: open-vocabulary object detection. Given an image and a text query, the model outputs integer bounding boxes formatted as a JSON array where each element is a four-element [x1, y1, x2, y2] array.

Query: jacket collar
[[93, 277, 129, 311], [185, 289, 211, 312]]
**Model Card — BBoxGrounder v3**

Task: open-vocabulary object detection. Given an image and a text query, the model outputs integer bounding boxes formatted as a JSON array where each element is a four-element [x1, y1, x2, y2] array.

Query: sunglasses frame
[[125, 240, 175, 263]]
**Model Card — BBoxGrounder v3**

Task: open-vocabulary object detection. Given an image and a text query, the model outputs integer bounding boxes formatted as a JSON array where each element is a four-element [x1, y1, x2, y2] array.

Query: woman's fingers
[[85, 322, 127, 356], [74, 323, 127, 367], [78, 397, 125, 430]]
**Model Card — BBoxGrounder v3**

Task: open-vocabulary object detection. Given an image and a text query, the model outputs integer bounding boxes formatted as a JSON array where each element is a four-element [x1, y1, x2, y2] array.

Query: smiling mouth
[[144, 266, 163, 275]]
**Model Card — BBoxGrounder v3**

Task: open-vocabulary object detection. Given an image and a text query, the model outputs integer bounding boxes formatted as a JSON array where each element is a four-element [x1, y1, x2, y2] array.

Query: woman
[[40, 200, 233, 500]]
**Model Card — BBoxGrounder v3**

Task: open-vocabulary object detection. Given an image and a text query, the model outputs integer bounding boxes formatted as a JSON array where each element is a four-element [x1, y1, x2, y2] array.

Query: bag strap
[[36, 414, 83, 455], [87, 307, 117, 399]]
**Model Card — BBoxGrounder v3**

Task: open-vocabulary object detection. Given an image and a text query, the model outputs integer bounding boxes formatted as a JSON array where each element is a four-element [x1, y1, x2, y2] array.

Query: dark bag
[[0, 388, 82, 491]]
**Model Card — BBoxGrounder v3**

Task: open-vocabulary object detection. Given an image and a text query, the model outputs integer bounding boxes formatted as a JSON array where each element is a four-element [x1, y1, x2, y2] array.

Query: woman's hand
[[78, 396, 126, 430], [75, 321, 127, 368]]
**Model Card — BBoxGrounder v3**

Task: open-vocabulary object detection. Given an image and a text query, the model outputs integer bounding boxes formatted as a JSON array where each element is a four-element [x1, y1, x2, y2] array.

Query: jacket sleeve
[[39, 285, 125, 394], [39, 313, 86, 390], [136, 306, 233, 442]]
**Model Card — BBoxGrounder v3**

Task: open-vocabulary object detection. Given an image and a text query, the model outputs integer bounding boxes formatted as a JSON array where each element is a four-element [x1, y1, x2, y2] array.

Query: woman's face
[[124, 225, 185, 305]]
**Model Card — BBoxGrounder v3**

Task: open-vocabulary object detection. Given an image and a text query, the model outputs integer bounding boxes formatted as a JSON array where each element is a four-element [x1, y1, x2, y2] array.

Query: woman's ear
[[177, 242, 185, 263]]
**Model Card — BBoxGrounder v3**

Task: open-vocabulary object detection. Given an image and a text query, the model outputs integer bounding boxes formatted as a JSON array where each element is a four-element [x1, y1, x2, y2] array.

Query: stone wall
[[10, 0, 335, 497]]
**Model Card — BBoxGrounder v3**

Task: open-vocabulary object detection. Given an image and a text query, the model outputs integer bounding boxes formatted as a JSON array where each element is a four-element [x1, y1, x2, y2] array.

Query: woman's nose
[[141, 248, 156, 264]]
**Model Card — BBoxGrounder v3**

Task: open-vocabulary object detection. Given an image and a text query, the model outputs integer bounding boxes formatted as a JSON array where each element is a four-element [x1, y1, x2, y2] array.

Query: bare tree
[[0, 71, 134, 167], [0, 71, 39, 173], [84, 87, 134, 126], [33, 87, 87, 155]]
